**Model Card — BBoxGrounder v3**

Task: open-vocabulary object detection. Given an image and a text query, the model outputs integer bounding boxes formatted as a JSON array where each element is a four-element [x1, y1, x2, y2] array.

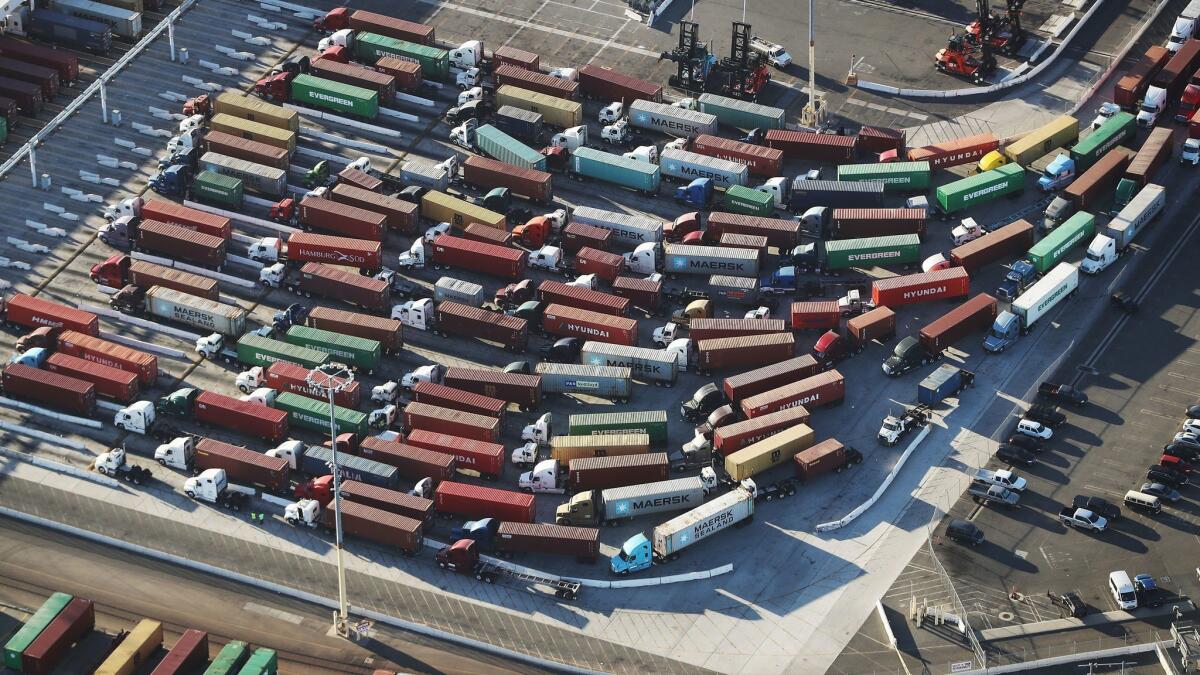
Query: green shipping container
[[475, 124, 546, 171], [569, 410, 668, 445], [935, 163, 1025, 214], [696, 93, 785, 130], [837, 161, 931, 192], [1070, 112, 1135, 172], [284, 325, 381, 372], [290, 74, 378, 119], [723, 185, 775, 216], [238, 648, 279, 675], [204, 641, 250, 675], [192, 170, 243, 207], [4, 592, 72, 670], [570, 146, 660, 193], [1026, 211, 1095, 273], [824, 234, 921, 270], [0, 116, 7, 146], [353, 32, 449, 81], [274, 392, 371, 435], [236, 333, 332, 370]]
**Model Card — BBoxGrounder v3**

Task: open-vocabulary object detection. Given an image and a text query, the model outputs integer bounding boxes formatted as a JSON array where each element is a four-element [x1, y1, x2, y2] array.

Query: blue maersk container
[[298, 445, 400, 491], [917, 364, 969, 405]]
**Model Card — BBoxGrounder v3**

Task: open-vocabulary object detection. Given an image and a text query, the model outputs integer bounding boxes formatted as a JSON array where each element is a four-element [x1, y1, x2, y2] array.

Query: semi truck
[[260, 262, 390, 312], [391, 298, 528, 351], [554, 476, 711, 526], [109, 285, 246, 336], [1042, 147, 1133, 229], [1081, 183, 1165, 274], [984, 262, 1079, 352], [1027, 211, 1095, 273]]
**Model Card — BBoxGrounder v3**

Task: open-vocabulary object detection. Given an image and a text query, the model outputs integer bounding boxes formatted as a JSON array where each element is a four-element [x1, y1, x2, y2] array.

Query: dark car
[[1141, 482, 1182, 502], [946, 519, 984, 546], [1025, 403, 1067, 428], [997, 444, 1036, 466], [1039, 382, 1088, 406], [1047, 591, 1088, 618], [541, 337, 582, 363], [1147, 464, 1188, 488], [1164, 442, 1200, 461], [1170, 434, 1200, 450], [1072, 495, 1120, 521], [1006, 434, 1044, 452], [1188, 403, 1200, 418], [1134, 574, 1169, 608]]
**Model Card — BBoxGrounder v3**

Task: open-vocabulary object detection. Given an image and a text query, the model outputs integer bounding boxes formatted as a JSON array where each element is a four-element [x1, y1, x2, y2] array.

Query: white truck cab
[[449, 120, 476, 150], [952, 218, 985, 245], [285, 498, 322, 526], [448, 40, 484, 69], [455, 67, 480, 89], [754, 176, 790, 208], [566, 273, 597, 289], [624, 145, 658, 163], [424, 222, 452, 243], [623, 242, 658, 275], [391, 298, 434, 330], [528, 246, 564, 272], [372, 380, 399, 404], [1182, 138, 1200, 165], [113, 400, 156, 434], [240, 387, 276, 407], [266, 440, 307, 470], [652, 322, 681, 347], [550, 125, 587, 151], [601, 118, 631, 145], [457, 86, 484, 107], [155, 436, 195, 470], [400, 364, 443, 391], [1137, 86, 1167, 127], [247, 237, 283, 263], [397, 240, 426, 270], [521, 412, 551, 447], [519, 458, 566, 494], [672, 98, 696, 110], [195, 332, 227, 360], [1080, 234, 1117, 274], [599, 102, 623, 123]]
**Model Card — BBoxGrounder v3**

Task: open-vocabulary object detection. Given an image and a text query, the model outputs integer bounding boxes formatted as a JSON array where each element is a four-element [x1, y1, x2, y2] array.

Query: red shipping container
[[337, 165, 383, 191], [495, 521, 600, 561], [141, 199, 232, 240], [306, 306, 403, 353], [689, 318, 786, 341], [740, 369, 845, 417], [872, 268, 970, 308], [1124, 126, 1173, 186], [577, 64, 663, 102], [402, 401, 500, 443], [463, 221, 514, 248], [493, 46, 540, 71], [793, 438, 853, 481], [0, 36, 79, 84], [127, 259, 219, 300], [374, 56, 422, 90], [299, 196, 386, 241], [723, 355, 821, 402], [431, 235, 526, 280], [830, 208, 926, 239], [405, 428, 505, 480], [435, 481, 535, 522], [692, 134, 783, 176], [414, 381, 506, 418], [0, 56, 59, 99], [194, 437, 290, 492], [713, 405, 811, 455], [204, 130, 290, 170], [790, 300, 840, 331], [906, 133, 999, 169], [57, 330, 157, 386], [148, 629, 208, 675], [265, 360, 361, 408], [0, 75, 42, 113], [719, 232, 768, 257], [287, 232, 383, 271], [462, 155, 553, 203], [357, 436, 456, 483], [538, 280, 629, 316], [542, 303, 638, 345], [443, 367, 542, 410], [495, 63, 578, 99], [857, 126, 906, 155], [2, 364, 94, 414], [21, 597, 95, 675], [435, 301, 528, 352], [949, 219, 1034, 273], [312, 56, 396, 103], [325, 500, 423, 554], [194, 390, 289, 442], [330, 183, 417, 233], [297, 262, 390, 311], [561, 222, 612, 253], [347, 9, 434, 43], [766, 130, 857, 162], [919, 293, 998, 353], [341, 480, 434, 522], [568, 453, 669, 491], [574, 246, 625, 282], [1115, 46, 1171, 108], [2, 293, 99, 335], [611, 275, 662, 310], [45, 352, 138, 402], [696, 333, 794, 372], [705, 212, 802, 249], [136, 219, 226, 268]]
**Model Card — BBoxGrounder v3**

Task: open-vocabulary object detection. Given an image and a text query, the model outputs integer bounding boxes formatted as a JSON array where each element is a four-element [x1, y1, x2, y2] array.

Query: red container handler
[[577, 64, 663, 102], [740, 369, 845, 417], [287, 232, 383, 271], [857, 126, 906, 155], [689, 318, 786, 341], [906, 133, 999, 169], [357, 436, 456, 483], [872, 268, 970, 308], [573, 247, 625, 282], [44, 352, 138, 402], [443, 367, 542, 410], [1114, 46, 1171, 108], [705, 212, 801, 249], [195, 391, 289, 443], [830, 208, 926, 239], [561, 222, 612, 253], [431, 235, 526, 280], [695, 333, 795, 372], [0, 36, 80, 84], [266, 360, 361, 408], [538, 280, 630, 316], [2, 364, 94, 414], [496, 522, 601, 562], [435, 481, 536, 522], [790, 300, 840, 331], [949, 219, 1034, 273], [611, 275, 662, 310], [402, 401, 500, 443], [919, 293, 998, 353], [57, 330, 157, 386], [435, 300, 528, 352], [337, 165, 383, 191], [203, 130, 290, 170], [297, 262, 390, 312], [405, 429, 505, 480], [347, 9, 434, 44], [374, 56, 422, 90], [723, 354, 822, 402], [331, 183, 417, 233], [462, 155, 553, 203], [306, 306, 403, 354], [194, 437, 290, 492], [542, 303, 638, 346], [148, 629, 208, 675], [325, 500, 424, 555], [793, 438, 850, 481], [766, 130, 856, 162], [494, 63, 578, 99], [341, 480, 434, 522], [494, 45, 540, 71], [2, 293, 99, 335], [568, 453, 669, 491], [312, 56, 396, 103], [21, 597, 95, 675], [141, 200, 233, 240], [136, 219, 226, 268], [713, 405, 811, 456], [692, 134, 783, 176], [414, 381, 506, 418], [298, 196, 386, 241]]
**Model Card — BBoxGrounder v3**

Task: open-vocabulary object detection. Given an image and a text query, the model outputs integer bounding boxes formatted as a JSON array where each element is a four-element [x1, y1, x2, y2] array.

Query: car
[[1140, 482, 1182, 502], [1090, 101, 1121, 130], [1007, 434, 1044, 452], [1048, 590, 1088, 618], [1016, 418, 1053, 440], [1146, 464, 1188, 488], [1187, 403, 1200, 418], [1025, 404, 1067, 428], [1073, 495, 1121, 521], [1170, 433, 1200, 450], [946, 519, 984, 546], [1160, 454, 1195, 473], [1164, 443, 1200, 461], [1182, 419, 1200, 435], [799, 168, 821, 181], [1133, 574, 1169, 608], [997, 444, 1036, 466], [1039, 382, 1088, 406], [757, 480, 796, 502]]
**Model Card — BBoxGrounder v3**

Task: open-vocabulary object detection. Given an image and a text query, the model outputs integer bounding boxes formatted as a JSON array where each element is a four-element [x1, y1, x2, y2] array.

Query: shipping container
[[275, 392, 369, 436], [463, 153, 552, 201], [93, 619, 161, 675], [148, 629, 208, 675], [1124, 126, 1173, 186], [435, 300, 528, 351], [341, 480, 434, 522], [207, 114, 295, 154], [568, 206, 663, 249], [705, 212, 800, 250], [919, 293, 998, 353], [0, 36, 80, 85], [26, 10, 111, 56], [766, 129, 857, 162], [493, 106, 544, 144], [354, 436, 456, 483], [293, 262, 390, 312], [829, 208, 926, 239], [401, 160, 450, 191], [476, 121, 547, 170], [404, 429, 504, 480], [235, 333, 331, 370], [562, 222, 613, 254], [691, 134, 782, 176], [2, 293, 98, 335], [722, 354, 821, 403], [664, 243, 759, 277], [1060, 146, 1134, 211], [793, 438, 854, 481], [351, 32, 448, 81], [494, 84, 582, 127], [569, 453, 669, 491], [57, 330, 157, 385], [718, 233, 768, 257], [577, 64, 663, 102], [918, 364, 971, 404], [330, 183, 417, 233], [539, 280, 629, 316], [496, 522, 600, 561], [191, 170, 242, 208], [298, 196, 385, 241], [495, 63, 577, 99], [199, 152, 287, 198], [574, 247, 625, 282], [44, 352, 137, 402], [1002, 114, 1079, 166], [688, 318, 786, 341], [434, 481, 535, 522], [0, 56, 59, 99], [1152, 38, 1200, 99], [565, 477, 708, 525], [723, 185, 774, 216], [949, 218, 1035, 272], [837, 161, 931, 192], [740, 369, 845, 417], [569, 146, 660, 194], [194, 392, 289, 444], [707, 274, 759, 305], [697, 93, 784, 129], [578, 341, 677, 384], [824, 234, 922, 271], [787, 179, 885, 213], [790, 300, 839, 331], [1070, 112, 1135, 171], [611, 275, 661, 310], [857, 125, 906, 155], [906, 133, 999, 169], [713, 405, 810, 455], [4, 593, 71, 671], [414, 381, 506, 418], [140, 200, 232, 240], [285, 232, 383, 271], [493, 45, 539, 71], [435, 277, 486, 307], [659, 148, 748, 189], [347, 10, 434, 44], [299, 445, 400, 489], [422, 191, 506, 231], [1027, 211, 1095, 273], [935, 164, 1025, 214], [104, 257, 219, 300], [204, 641, 249, 674], [0, 73, 42, 113], [568, 410, 668, 445], [144, 286, 246, 336], [311, 56, 395, 103], [264, 360, 361, 408], [627, 99, 719, 137], [542, 303, 638, 345], [403, 401, 499, 443], [1102, 183, 1164, 251], [872, 267, 970, 307], [239, 648, 278, 675], [373, 56, 422, 91], [134, 219, 226, 268], [213, 91, 299, 132], [1115, 46, 1171, 108], [2, 363, 94, 414], [550, 433, 650, 462], [443, 367, 541, 409], [536, 362, 632, 400], [285, 325, 380, 372], [327, 500, 423, 555], [695, 333, 794, 372], [725, 423, 814, 481]]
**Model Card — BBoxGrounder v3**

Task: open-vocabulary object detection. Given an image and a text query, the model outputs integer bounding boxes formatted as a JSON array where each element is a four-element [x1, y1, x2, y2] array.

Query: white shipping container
[[434, 277, 485, 306], [628, 100, 719, 138], [145, 286, 246, 335], [536, 362, 632, 399], [1013, 262, 1079, 328], [652, 482, 755, 557], [1104, 183, 1164, 250], [580, 341, 678, 383], [601, 477, 708, 522], [401, 161, 450, 192], [569, 206, 664, 250], [659, 149, 749, 189]]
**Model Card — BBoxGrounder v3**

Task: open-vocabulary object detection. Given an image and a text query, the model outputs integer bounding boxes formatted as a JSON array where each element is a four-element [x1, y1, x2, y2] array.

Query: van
[[1109, 570, 1138, 610], [1123, 490, 1162, 515]]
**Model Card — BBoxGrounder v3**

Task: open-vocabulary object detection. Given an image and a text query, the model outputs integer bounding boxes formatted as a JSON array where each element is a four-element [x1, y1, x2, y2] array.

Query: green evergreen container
[[1027, 211, 1095, 273], [289, 74, 378, 118], [824, 234, 921, 270], [192, 170, 243, 207], [1070, 112, 1135, 172], [836, 161, 931, 191], [235, 333, 332, 370], [935, 164, 1025, 214], [4, 592, 71, 670], [723, 185, 774, 216], [204, 640, 250, 674], [274, 392, 370, 435], [284, 325, 381, 372], [568, 410, 668, 445], [237, 648, 279, 675], [352, 32, 449, 81]]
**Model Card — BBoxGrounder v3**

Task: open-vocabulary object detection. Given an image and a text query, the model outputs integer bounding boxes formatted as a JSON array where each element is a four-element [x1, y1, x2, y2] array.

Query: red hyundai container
[[265, 360, 361, 407], [495, 63, 578, 99], [136, 220, 226, 268], [298, 196, 386, 241], [0, 36, 80, 84], [949, 219, 1035, 273], [194, 391, 288, 443], [872, 268, 970, 308], [306, 306, 402, 353], [542, 303, 638, 345], [357, 435, 457, 483], [337, 165, 383, 191], [435, 301, 528, 352], [341, 480, 434, 522], [405, 429, 505, 480], [577, 64, 663, 102], [56, 330, 157, 386], [741, 369, 845, 417], [373, 56, 422, 90], [295, 262, 390, 312], [327, 500, 424, 555], [148, 629, 208, 675], [435, 481, 536, 522], [312, 56, 396, 102], [2, 364, 94, 414], [906, 133, 999, 169], [793, 438, 854, 481], [402, 401, 500, 443], [723, 355, 821, 402], [44, 352, 138, 402], [568, 453, 669, 491], [713, 405, 811, 455], [21, 597, 95, 675], [611, 275, 662, 310], [0, 75, 43, 113], [204, 130, 290, 170], [2, 293, 99, 335], [1114, 46, 1170, 108], [692, 134, 783, 176], [561, 222, 612, 253], [346, 9, 434, 44], [919, 293, 998, 353], [463, 155, 553, 203], [705, 212, 802, 249], [443, 367, 542, 410], [574, 246, 625, 282], [431, 235, 526, 280], [538, 280, 629, 316], [494, 46, 540, 71], [287, 232, 383, 271], [331, 183, 417, 233], [696, 333, 795, 372], [790, 301, 840, 331], [1124, 126, 1173, 186], [194, 437, 290, 492], [857, 126, 906, 155], [766, 130, 856, 162], [0, 56, 59, 99], [830, 208, 926, 239], [689, 318, 785, 341], [141, 199, 232, 240], [414, 381, 506, 418], [496, 522, 600, 562]]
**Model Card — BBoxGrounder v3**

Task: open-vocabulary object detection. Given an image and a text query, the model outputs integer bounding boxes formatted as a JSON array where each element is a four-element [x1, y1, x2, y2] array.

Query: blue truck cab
[[674, 178, 714, 208], [983, 311, 1021, 353], [8, 348, 47, 367], [450, 517, 500, 551], [759, 266, 799, 295], [996, 260, 1037, 300], [150, 164, 190, 197], [1037, 154, 1075, 192], [611, 533, 653, 574]]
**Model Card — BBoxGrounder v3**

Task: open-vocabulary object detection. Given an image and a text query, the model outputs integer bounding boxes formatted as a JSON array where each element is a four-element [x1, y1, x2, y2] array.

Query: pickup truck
[[974, 468, 1026, 491], [968, 481, 1020, 507], [1038, 382, 1088, 406], [1057, 507, 1108, 532]]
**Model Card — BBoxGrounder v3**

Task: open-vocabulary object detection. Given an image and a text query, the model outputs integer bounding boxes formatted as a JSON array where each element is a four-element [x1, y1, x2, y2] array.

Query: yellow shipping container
[[1003, 114, 1078, 166], [421, 190, 507, 230], [550, 433, 651, 462], [495, 85, 583, 129], [724, 423, 814, 481], [213, 91, 300, 132], [94, 619, 163, 675], [209, 114, 297, 155]]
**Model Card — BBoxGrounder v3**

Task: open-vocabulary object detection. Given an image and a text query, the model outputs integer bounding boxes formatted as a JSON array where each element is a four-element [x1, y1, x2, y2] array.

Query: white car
[[1182, 418, 1200, 435], [1016, 418, 1053, 440], [1090, 101, 1121, 130]]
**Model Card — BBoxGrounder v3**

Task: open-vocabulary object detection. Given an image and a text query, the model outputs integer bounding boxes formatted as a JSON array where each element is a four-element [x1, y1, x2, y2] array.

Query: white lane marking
[[1164, 385, 1200, 398], [588, 19, 630, 63], [501, 0, 549, 47], [1139, 408, 1180, 421], [243, 602, 304, 625], [1170, 372, 1200, 384]]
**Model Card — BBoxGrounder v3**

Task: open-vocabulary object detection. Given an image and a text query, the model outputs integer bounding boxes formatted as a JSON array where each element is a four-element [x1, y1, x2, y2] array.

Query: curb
[[816, 425, 932, 532]]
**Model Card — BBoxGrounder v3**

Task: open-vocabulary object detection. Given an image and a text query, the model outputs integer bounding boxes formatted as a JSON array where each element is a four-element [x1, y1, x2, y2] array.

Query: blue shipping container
[[917, 364, 968, 405], [299, 445, 400, 490]]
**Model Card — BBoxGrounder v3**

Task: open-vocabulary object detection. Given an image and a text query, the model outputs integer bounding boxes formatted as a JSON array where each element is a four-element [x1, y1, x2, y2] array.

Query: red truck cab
[[313, 7, 350, 32], [810, 330, 848, 369], [1179, 81, 1200, 123], [512, 216, 552, 248], [436, 539, 483, 575], [295, 474, 335, 504], [89, 254, 130, 287], [665, 212, 701, 242], [253, 72, 292, 102]]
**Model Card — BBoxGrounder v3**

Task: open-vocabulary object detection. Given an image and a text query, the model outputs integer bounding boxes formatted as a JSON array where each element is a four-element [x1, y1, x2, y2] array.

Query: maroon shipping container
[[287, 232, 383, 271], [402, 401, 500, 443], [542, 303, 638, 346], [194, 437, 290, 491], [538, 280, 629, 316], [741, 369, 845, 417], [718, 232, 768, 257], [431, 235, 526, 280], [830, 208, 926, 239], [705, 212, 801, 249], [435, 301, 528, 352], [920, 293, 998, 353], [713, 405, 811, 456], [299, 196, 386, 241], [414, 381, 506, 418], [2, 364, 93, 414], [325, 499, 424, 554], [135, 220, 226, 268], [1065, 147, 1133, 209], [312, 56, 396, 102], [611, 275, 662, 310], [306, 306, 402, 353], [194, 391, 288, 443], [295, 263, 390, 312], [574, 246, 625, 282], [1114, 46, 1171, 108], [57, 330, 157, 386], [577, 64, 663, 102], [493, 46, 540, 72], [689, 318, 785, 341], [443, 367, 542, 410], [856, 126, 906, 155], [331, 183, 417, 233], [793, 438, 851, 481], [568, 453, 669, 491], [337, 165, 383, 191], [463, 155, 553, 203], [1152, 38, 1200, 100], [766, 129, 856, 162], [348, 10, 434, 44], [141, 200, 232, 240], [2, 293, 99, 335], [357, 436, 457, 483], [846, 306, 897, 346], [1125, 126, 1173, 186], [790, 300, 840, 330], [45, 352, 138, 403], [496, 521, 600, 561], [203, 129, 289, 170], [0, 75, 42, 113], [0, 56, 59, 99], [950, 219, 1035, 273], [561, 222, 612, 253], [21, 597, 95, 675], [405, 429, 505, 480], [723, 354, 821, 402], [148, 629, 208, 675], [436, 481, 535, 522], [0, 37, 79, 84], [341, 480, 434, 522], [695, 333, 795, 372], [495, 63, 578, 99], [127, 259, 219, 300], [872, 268, 969, 308], [906, 133, 999, 169], [265, 360, 362, 407], [692, 134, 783, 176], [463, 222, 514, 248], [374, 56, 422, 90]]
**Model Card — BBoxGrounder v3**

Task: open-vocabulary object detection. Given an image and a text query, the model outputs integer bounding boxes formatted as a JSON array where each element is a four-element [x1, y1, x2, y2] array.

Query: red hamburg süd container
[[704, 212, 802, 249], [830, 208, 926, 239], [2, 364, 94, 414], [919, 293, 998, 353], [435, 481, 535, 522], [722, 355, 821, 402], [577, 64, 663, 102], [136, 219, 226, 268], [414, 381, 506, 418], [493, 45, 540, 71], [538, 280, 629, 316], [542, 303, 638, 345], [0, 36, 80, 84], [949, 219, 1034, 273], [573, 247, 625, 282], [194, 437, 290, 492], [405, 429, 505, 480], [141, 200, 232, 240], [688, 318, 786, 341], [194, 390, 289, 442], [2, 293, 99, 335], [695, 333, 795, 372], [341, 480, 434, 522], [297, 263, 390, 312], [305, 306, 402, 353], [299, 196, 386, 241], [443, 367, 542, 410], [494, 63, 578, 99], [463, 155, 554, 203], [435, 301, 528, 352], [325, 499, 424, 555], [611, 275, 662, 310], [496, 521, 600, 562], [374, 56, 422, 91], [45, 352, 138, 402], [692, 134, 783, 176], [765, 130, 857, 162], [402, 401, 500, 443], [357, 436, 456, 483], [790, 300, 840, 331], [330, 183, 418, 233], [265, 360, 361, 408], [56, 330, 157, 386], [463, 222, 514, 248], [561, 222, 612, 253], [740, 369, 845, 417], [713, 405, 811, 455], [21, 597, 95, 675], [148, 629, 208, 675], [431, 235, 526, 280], [287, 232, 383, 271], [568, 453, 669, 491], [872, 268, 970, 308], [857, 126, 906, 155], [907, 133, 999, 169]]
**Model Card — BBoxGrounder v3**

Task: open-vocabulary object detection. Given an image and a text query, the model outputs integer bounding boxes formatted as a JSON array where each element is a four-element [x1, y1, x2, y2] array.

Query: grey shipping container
[[199, 152, 287, 198], [27, 9, 112, 54], [536, 362, 633, 400], [627, 99, 719, 137], [697, 93, 785, 130], [664, 244, 759, 277], [708, 274, 759, 304], [579, 341, 678, 384], [401, 160, 450, 192], [787, 179, 885, 213], [569, 206, 664, 249], [660, 149, 748, 189], [494, 105, 543, 143], [598, 477, 708, 522], [434, 277, 486, 306]]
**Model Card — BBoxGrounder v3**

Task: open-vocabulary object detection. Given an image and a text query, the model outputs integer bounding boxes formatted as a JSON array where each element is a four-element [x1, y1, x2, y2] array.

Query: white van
[[1109, 571, 1138, 610]]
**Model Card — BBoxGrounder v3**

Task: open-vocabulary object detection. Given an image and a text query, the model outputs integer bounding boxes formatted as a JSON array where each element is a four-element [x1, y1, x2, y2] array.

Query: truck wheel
[[185, 490, 196, 499], [286, 517, 299, 526], [131, 476, 143, 485], [229, 502, 241, 512], [98, 466, 109, 476]]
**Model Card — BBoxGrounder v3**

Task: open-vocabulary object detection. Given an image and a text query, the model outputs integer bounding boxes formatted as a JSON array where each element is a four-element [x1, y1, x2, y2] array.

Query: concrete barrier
[[0, 398, 102, 429], [0, 447, 118, 487], [0, 422, 84, 450], [964, 640, 1169, 674], [816, 425, 932, 532]]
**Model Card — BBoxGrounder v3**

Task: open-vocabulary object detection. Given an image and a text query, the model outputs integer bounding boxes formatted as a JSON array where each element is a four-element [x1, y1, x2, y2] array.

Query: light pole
[[306, 363, 354, 636]]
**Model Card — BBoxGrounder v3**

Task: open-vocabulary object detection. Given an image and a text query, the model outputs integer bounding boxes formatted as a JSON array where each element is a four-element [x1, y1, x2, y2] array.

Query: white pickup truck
[[1058, 507, 1108, 532], [973, 468, 1027, 492]]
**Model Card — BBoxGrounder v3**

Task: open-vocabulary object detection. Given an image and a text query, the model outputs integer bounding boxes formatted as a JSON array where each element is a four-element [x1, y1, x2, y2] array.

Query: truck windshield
[[882, 420, 899, 431], [1085, 252, 1102, 262], [1140, 103, 1158, 114]]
